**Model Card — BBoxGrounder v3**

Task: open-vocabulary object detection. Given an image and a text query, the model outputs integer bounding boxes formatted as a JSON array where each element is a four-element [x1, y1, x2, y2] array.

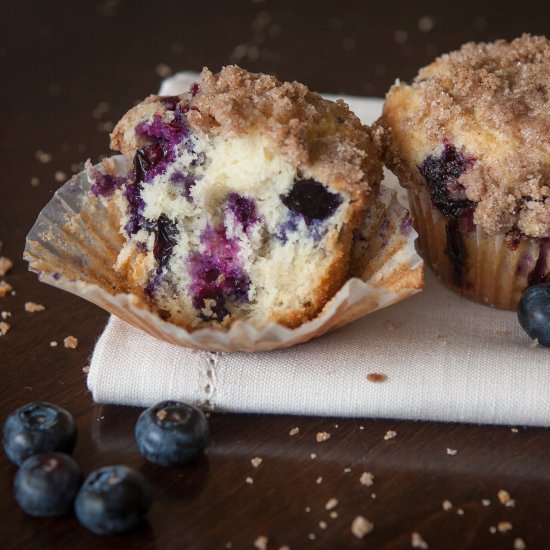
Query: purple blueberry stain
[[281, 178, 342, 226], [187, 223, 250, 322], [90, 171, 126, 198], [225, 193, 259, 234], [418, 141, 476, 285], [170, 171, 197, 202]]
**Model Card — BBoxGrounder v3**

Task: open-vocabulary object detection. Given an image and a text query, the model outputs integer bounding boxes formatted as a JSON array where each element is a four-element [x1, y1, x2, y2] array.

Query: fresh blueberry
[[518, 284, 550, 347], [135, 400, 209, 467], [3, 402, 77, 465], [14, 452, 83, 517], [75, 465, 152, 535]]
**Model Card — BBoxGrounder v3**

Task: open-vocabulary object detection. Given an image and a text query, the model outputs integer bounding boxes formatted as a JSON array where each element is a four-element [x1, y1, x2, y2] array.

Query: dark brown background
[[1, 1, 549, 548]]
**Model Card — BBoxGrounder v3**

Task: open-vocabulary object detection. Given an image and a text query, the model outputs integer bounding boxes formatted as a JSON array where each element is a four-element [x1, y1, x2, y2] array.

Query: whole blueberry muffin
[[380, 35, 550, 309], [88, 66, 382, 330]]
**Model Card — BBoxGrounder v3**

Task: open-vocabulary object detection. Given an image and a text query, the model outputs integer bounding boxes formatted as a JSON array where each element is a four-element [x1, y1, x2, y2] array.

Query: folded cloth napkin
[[88, 73, 550, 426]]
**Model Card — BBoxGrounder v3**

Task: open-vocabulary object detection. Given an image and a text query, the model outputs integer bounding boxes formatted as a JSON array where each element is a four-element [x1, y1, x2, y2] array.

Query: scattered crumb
[[254, 536, 268, 550], [456, 508, 464, 516], [359, 426, 365, 430], [319, 521, 327, 530], [279, 546, 290, 550], [316, 476, 323, 484], [325, 498, 339, 510], [367, 373, 387, 383], [50, 341, 58, 347], [25, 302, 45, 313], [511, 428, 519, 433], [489, 526, 497, 534], [446, 448, 458, 455], [0, 257, 13, 276], [482, 499, 491, 506], [245, 477, 254, 484], [316, 431, 331, 443], [63, 336, 78, 349], [310, 453, 317, 459], [351, 516, 373, 539], [155, 63, 173, 77], [31, 177, 40, 187], [418, 15, 435, 32], [497, 521, 513, 533], [411, 531, 429, 549], [343, 467, 351, 473], [442, 500, 453, 511], [251, 457, 263, 468], [35, 150, 52, 163], [307, 533, 316, 541], [304, 507, 311, 513], [1, 311, 11, 319], [384, 430, 397, 440], [289, 427, 299, 436], [498, 489, 515, 507], [82, 366, 90, 374], [359, 472, 374, 487], [0, 281, 13, 297], [329, 511, 338, 519], [0, 321, 10, 336], [514, 537, 526, 549], [54, 170, 67, 182], [225, 543, 232, 549], [370, 493, 376, 499]]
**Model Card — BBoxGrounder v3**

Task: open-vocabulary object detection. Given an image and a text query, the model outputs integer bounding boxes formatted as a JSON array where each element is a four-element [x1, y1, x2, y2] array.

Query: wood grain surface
[[1, 1, 549, 548]]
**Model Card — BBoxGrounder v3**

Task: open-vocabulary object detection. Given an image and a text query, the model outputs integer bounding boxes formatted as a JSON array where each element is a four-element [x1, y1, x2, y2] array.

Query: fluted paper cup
[[24, 158, 423, 352], [409, 186, 548, 310]]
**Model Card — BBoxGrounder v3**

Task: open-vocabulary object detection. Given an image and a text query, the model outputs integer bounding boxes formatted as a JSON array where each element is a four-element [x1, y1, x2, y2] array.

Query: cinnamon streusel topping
[[381, 34, 550, 238]]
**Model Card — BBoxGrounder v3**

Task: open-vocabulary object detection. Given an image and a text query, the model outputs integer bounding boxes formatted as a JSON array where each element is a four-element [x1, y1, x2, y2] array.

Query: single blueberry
[[14, 452, 83, 517], [517, 284, 550, 347], [135, 400, 209, 467], [281, 179, 342, 226], [3, 402, 77, 465], [75, 465, 152, 535]]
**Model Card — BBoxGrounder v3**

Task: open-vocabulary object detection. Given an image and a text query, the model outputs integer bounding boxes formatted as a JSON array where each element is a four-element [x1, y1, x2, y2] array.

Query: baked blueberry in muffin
[[380, 35, 550, 309], [88, 66, 382, 329]]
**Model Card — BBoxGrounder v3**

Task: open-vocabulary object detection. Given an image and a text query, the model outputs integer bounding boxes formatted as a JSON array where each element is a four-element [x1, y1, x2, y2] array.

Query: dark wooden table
[[2, 1, 549, 548]]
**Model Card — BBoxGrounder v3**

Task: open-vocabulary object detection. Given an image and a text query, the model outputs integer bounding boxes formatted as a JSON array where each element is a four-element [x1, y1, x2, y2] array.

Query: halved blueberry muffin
[[89, 66, 382, 330], [380, 35, 550, 309]]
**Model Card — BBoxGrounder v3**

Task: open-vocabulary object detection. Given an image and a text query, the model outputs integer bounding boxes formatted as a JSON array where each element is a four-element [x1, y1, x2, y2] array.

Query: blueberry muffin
[[88, 66, 383, 330], [380, 35, 550, 309]]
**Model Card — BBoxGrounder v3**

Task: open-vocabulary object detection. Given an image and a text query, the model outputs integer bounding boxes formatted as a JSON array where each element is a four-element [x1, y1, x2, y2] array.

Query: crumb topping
[[111, 66, 382, 200], [381, 35, 550, 238]]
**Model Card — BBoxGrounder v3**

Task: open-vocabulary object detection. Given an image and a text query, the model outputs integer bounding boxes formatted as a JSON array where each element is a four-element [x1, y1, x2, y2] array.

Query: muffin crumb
[[0, 257, 13, 276], [251, 457, 263, 468], [25, 302, 45, 313], [325, 498, 338, 510], [498, 489, 515, 507], [289, 427, 300, 436], [384, 430, 397, 440], [0, 321, 10, 335], [411, 532, 429, 549], [351, 516, 373, 539], [359, 472, 374, 486], [0, 281, 13, 297], [367, 373, 387, 383], [64, 336, 78, 349], [316, 431, 331, 443]]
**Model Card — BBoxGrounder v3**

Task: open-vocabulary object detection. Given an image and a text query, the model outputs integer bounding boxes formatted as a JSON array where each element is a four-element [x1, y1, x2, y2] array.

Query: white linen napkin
[[88, 73, 550, 426]]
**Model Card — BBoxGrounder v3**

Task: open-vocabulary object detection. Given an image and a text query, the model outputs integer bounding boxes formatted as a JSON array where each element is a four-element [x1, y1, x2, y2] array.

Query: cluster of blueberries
[[2, 400, 209, 535]]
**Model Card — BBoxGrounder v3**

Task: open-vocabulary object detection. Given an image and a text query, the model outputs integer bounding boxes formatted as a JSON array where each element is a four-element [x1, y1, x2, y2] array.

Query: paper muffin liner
[[24, 157, 423, 352], [409, 187, 549, 310]]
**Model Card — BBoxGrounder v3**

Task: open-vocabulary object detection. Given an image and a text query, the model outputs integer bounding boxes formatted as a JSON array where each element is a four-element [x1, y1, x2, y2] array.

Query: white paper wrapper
[[24, 157, 423, 352]]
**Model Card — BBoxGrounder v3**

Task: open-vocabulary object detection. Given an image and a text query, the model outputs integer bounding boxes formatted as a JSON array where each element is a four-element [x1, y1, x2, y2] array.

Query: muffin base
[[409, 187, 550, 310]]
